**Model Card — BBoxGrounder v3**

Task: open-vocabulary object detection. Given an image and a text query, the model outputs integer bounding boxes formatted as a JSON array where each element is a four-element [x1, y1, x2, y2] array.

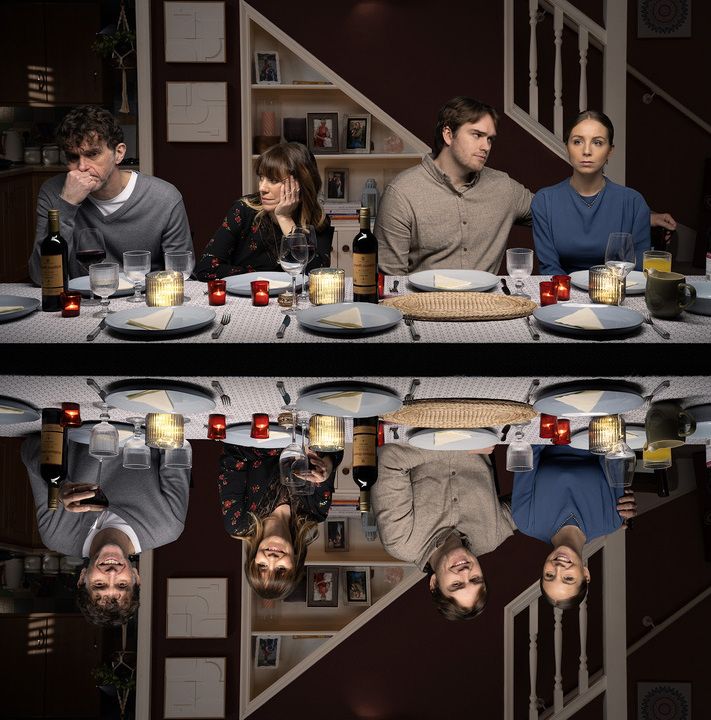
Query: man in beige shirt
[[375, 96, 532, 276]]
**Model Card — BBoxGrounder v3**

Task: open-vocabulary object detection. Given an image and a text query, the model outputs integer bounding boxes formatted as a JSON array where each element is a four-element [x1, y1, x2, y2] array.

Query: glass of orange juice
[[642, 445, 672, 469], [643, 250, 672, 273]]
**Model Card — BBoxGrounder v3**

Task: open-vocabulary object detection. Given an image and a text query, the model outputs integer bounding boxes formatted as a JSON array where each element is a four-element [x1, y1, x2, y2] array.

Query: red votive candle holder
[[251, 280, 269, 306], [552, 418, 571, 445], [250, 413, 270, 439], [552, 274, 571, 301], [207, 413, 227, 440], [539, 413, 557, 439], [539, 281, 557, 306], [377, 420, 385, 447], [377, 271, 385, 299], [60, 291, 81, 317], [60, 402, 82, 427], [208, 279, 226, 306]]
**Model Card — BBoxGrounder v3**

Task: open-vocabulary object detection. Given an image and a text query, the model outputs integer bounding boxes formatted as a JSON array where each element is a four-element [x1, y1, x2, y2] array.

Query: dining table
[[1, 276, 709, 376]]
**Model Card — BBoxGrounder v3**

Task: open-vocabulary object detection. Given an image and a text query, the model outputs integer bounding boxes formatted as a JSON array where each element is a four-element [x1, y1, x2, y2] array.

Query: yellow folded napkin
[[126, 389, 175, 412], [433, 430, 472, 446], [255, 276, 289, 289], [0, 306, 24, 314], [0, 405, 24, 414], [318, 391, 363, 414], [626, 280, 639, 288], [117, 429, 134, 443], [126, 308, 174, 331], [433, 273, 471, 289], [118, 278, 134, 290], [318, 306, 363, 329], [554, 307, 604, 330], [554, 391, 604, 413]]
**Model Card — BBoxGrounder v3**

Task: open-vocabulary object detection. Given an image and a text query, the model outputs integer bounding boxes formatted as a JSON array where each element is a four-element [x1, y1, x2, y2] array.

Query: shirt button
[[451, 471, 456, 476], [453, 497, 458, 503], [463, 248, 468, 252], [462, 220, 467, 224]]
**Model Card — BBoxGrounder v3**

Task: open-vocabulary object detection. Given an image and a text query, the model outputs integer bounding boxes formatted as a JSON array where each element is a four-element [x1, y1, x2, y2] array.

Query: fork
[[211, 380, 231, 407], [211, 312, 231, 339], [643, 311, 670, 339]]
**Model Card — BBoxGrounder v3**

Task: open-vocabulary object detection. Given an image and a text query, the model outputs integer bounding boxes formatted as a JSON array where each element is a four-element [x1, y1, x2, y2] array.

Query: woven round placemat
[[381, 292, 536, 320], [383, 399, 537, 428]]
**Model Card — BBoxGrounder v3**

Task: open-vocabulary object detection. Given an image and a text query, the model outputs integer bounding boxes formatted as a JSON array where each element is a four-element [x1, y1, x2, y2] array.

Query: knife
[[276, 314, 291, 338], [501, 278, 511, 295], [86, 319, 106, 342], [405, 317, 421, 341]]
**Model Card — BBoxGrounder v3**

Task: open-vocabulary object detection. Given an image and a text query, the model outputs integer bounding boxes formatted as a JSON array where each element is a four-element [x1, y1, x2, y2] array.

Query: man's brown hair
[[56, 105, 124, 152], [433, 96, 499, 157]]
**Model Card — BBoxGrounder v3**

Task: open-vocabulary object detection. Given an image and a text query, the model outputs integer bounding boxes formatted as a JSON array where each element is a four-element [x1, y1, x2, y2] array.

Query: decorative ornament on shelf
[[383, 134, 404, 153], [361, 178, 379, 219]]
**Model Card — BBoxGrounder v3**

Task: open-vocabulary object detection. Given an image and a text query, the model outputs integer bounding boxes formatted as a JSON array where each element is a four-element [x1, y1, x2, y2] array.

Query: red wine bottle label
[[40, 423, 64, 465], [353, 253, 377, 294], [40, 255, 64, 295], [353, 427, 377, 465]]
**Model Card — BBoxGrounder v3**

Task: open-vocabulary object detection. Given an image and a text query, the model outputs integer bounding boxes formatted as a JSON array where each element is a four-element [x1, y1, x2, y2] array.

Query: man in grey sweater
[[372, 443, 515, 620], [375, 96, 532, 276], [29, 105, 193, 284]]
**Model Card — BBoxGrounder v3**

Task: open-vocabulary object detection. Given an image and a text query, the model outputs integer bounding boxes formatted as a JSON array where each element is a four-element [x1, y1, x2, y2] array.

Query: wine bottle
[[40, 209, 68, 311], [40, 408, 67, 510], [352, 207, 378, 303], [352, 417, 378, 511]]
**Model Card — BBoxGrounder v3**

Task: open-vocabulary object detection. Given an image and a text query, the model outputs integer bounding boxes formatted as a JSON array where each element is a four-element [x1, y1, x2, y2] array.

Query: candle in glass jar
[[208, 279, 227, 306], [539, 281, 557, 306], [308, 268, 345, 305], [251, 413, 270, 439], [539, 413, 557, 439], [60, 291, 81, 317], [207, 413, 227, 440], [588, 265, 624, 305], [146, 270, 184, 306], [552, 418, 571, 445], [552, 274, 571, 301], [251, 280, 270, 306]]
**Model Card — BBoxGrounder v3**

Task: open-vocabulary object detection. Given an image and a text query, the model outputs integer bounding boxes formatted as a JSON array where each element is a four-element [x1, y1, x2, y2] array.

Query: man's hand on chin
[[61, 170, 99, 205]]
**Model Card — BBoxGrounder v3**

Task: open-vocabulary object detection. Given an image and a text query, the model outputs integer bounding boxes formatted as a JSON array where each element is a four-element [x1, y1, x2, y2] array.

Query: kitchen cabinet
[[0, 437, 42, 549], [0, 172, 34, 282], [0, 1, 105, 106], [0, 614, 102, 717]]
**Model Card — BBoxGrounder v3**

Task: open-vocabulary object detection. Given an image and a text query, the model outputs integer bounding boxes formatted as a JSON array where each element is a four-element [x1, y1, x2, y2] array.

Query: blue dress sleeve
[[532, 191, 566, 275]]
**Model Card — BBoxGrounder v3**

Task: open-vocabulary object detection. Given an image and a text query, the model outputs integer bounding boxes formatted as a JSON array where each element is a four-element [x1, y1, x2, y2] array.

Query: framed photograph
[[307, 112, 339, 154], [324, 169, 349, 203], [164, 2, 226, 63], [325, 518, 348, 550], [306, 567, 339, 607], [254, 51, 280, 84], [254, 636, 280, 669], [343, 567, 371, 605], [344, 114, 371, 153]]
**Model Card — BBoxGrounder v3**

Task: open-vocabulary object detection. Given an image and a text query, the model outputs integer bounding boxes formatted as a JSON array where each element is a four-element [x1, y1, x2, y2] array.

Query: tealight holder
[[308, 268, 345, 305], [208, 279, 227, 306], [588, 265, 625, 305], [60, 402, 82, 427], [539, 281, 557, 306], [552, 274, 571, 301], [552, 418, 571, 445], [145, 270, 184, 307], [60, 291, 81, 317], [309, 414, 345, 452], [250, 413, 270, 439], [588, 415, 626, 455], [145, 412, 185, 449], [539, 413, 557, 439], [207, 413, 227, 440], [251, 280, 269, 306]]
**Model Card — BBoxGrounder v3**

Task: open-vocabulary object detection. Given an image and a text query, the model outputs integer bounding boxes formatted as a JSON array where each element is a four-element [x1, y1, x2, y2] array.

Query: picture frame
[[343, 567, 371, 605], [324, 168, 349, 203], [344, 114, 371, 153], [306, 566, 339, 607], [164, 2, 226, 63], [307, 112, 339, 154], [325, 518, 348, 550], [254, 635, 280, 669], [254, 51, 281, 84]]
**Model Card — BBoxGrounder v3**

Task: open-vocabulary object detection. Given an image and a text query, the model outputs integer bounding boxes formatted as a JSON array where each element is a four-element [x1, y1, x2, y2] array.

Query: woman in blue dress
[[532, 110, 676, 275]]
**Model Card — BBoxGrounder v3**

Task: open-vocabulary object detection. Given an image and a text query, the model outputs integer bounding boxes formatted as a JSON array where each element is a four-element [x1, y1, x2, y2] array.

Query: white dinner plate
[[69, 274, 143, 298], [533, 303, 644, 336], [225, 272, 303, 297], [225, 422, 302, 448], [296, 302, 402, 335], [687, 404, 711, 442], [68, 422, 137, 447], [570, 424, 647, 450], [105, 306, 215, 337], [407, 269, 499, 293], [569, 270, 647, 295], [296, 384, 402, 418], [105, 381, 215, 413], [0, 396, 40, 424], [0, 295, 40, 323], [408, 427, 498, 451], [686, 277, 711, 316], [533, 382, 644, 417]]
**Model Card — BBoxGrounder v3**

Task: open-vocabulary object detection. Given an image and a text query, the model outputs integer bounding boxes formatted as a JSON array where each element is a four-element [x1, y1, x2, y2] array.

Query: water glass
[[123, 417, 150, 470], [123, 250, 151, 303], [506, 438, 534, 472], [279, 232, 309, 313], [506, 248, 534, 298], [165, 251, 195, 301], [165, 440, 193, 469], [89, 262, 120, 318]]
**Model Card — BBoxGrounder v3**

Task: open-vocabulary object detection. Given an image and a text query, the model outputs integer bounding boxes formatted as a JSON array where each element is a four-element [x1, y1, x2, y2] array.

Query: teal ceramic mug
[[645, 401, 696, 450], [645, 270, 696, 319]]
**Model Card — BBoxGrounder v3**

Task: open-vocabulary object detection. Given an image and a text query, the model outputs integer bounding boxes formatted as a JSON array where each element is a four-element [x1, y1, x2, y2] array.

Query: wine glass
[[76, 229, 106, 305], [279, 232, 309, 313], [123, 250, 151, 303], [506, 248, 534, 298], [291, 413, 315, 495], [603, 441, 636, 488], [89, 417, 119, 488], [165, 251, 195, 301], [123, 417, 150, 470], [297, 226, 318, 306], [279, 420, 307, 490], [89, 262, 119, 319], [605, 232, 635, 304]]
